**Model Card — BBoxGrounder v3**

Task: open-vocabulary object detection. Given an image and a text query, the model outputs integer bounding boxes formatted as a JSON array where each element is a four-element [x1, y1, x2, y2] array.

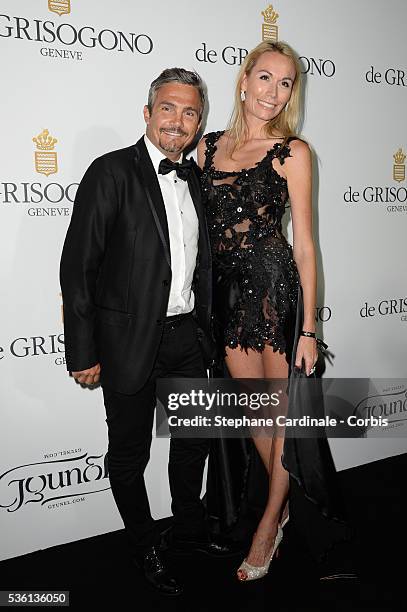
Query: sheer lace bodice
[[201, 131, 300, 355], [202, 131, 293, 255]]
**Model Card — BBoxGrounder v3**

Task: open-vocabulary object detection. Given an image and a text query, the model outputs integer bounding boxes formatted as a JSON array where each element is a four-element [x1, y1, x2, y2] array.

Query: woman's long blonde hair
[[227, 41, 302, 155]]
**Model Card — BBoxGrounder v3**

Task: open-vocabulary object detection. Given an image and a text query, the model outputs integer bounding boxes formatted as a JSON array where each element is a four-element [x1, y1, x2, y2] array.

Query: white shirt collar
[[144, 134, 182, 175]]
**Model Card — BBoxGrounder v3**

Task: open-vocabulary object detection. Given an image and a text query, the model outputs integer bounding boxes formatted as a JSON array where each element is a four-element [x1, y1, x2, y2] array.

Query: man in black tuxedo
[[60, 68, 227, 596]]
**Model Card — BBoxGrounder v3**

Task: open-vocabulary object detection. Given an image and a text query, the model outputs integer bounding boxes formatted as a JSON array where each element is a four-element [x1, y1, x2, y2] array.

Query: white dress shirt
[[144, 135, 199, 316]]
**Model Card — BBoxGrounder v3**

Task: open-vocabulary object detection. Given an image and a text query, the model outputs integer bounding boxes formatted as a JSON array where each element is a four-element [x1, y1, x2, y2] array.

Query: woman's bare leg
[[225, 345, 289, 569], [225, 346, 272, 479]]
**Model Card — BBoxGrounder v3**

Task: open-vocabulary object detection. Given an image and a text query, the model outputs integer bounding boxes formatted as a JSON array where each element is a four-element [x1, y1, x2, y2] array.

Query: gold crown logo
[[393, 147, 406, 183], [33, 129, 58, 176], [393, 148, 406, 165], [261, 4, 279, 42], [48, 0, 71, 17], [33, 129, 58, 151], [262, 5, 279, 23]]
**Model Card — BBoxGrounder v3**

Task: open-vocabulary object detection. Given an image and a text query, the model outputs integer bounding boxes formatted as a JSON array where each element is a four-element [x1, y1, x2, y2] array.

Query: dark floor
[[1, 453, 405, 611]]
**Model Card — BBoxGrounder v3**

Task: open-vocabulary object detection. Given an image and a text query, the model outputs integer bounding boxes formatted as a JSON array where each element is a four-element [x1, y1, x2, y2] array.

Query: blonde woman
[[198, 41, 317, 581]]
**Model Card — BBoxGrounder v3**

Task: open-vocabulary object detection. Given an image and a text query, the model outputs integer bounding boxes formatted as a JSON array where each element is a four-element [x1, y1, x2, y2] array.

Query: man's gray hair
[[147, 68, 205, 118]]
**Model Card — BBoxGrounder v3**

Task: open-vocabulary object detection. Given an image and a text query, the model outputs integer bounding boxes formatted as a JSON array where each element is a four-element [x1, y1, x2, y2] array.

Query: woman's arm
[[284, 139, 318, 375]]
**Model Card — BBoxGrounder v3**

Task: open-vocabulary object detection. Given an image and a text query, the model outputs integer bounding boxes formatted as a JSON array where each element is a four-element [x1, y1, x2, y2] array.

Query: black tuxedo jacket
[[60, 137, 212, 394]]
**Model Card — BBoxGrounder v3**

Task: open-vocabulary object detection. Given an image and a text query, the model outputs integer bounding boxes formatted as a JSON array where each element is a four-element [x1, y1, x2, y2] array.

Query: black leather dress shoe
[[161, 529, 242, 558], [183, 538, 242, 557], [134, 546, 183, 596]]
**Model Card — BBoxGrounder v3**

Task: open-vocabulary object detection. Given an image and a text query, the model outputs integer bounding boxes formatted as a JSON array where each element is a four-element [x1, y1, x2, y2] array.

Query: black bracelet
[[300, 330, 316, 338]]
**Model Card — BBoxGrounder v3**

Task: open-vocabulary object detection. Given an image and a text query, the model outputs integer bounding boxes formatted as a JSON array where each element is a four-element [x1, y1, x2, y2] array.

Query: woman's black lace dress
[[201, 130, 300, 359], [202, 131, 352, 564]]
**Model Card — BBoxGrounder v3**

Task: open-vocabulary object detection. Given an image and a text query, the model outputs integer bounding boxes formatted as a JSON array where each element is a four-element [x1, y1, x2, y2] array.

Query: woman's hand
[[294, 336, 318, 376]]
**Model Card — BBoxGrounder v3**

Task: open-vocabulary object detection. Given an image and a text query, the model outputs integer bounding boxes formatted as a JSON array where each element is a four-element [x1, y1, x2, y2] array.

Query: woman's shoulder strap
[[277, 136, 306, 164], [202, 130, 224, 168]]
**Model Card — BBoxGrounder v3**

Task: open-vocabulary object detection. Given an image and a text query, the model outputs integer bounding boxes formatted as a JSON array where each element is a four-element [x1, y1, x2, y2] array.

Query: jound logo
[[344, 147, 407, 213], [0, 451, 109, 513], [353, 384, 407, 429]]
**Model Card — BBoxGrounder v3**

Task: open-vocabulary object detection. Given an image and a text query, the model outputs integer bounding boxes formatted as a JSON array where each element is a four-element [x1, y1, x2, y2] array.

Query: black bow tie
[[158, 157, 193, 181]]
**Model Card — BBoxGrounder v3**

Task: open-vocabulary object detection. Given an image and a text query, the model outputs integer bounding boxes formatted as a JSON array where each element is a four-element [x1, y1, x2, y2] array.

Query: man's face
[[144, 83, 201, 160]]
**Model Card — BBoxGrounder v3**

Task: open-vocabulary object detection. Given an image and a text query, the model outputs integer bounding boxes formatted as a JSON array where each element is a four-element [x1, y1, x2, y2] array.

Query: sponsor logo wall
[[1, 0, 406, 560]]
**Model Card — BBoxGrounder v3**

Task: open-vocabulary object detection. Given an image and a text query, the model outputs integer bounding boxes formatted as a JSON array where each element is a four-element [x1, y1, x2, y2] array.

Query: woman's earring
[[284, 104, 289, 112], [240, 90, 246, 102]]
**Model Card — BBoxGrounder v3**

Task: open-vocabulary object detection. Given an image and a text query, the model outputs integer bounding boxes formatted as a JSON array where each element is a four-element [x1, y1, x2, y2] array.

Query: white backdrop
[[1, 0, 406, 560]]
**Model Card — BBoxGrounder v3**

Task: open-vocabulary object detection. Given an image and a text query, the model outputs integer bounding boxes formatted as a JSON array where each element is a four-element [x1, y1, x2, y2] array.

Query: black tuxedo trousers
[[103, 314, 209, 552]]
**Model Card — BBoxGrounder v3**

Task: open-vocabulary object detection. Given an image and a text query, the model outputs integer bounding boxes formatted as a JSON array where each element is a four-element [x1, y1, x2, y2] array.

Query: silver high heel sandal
[[237, 516, 289, 582]]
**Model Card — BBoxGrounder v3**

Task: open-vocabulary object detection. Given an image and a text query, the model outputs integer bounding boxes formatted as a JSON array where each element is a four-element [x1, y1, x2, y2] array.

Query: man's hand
[[72, 363, 101, 386]]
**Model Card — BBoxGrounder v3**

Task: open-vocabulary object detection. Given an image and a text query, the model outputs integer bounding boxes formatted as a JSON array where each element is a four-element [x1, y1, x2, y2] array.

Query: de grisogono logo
[[0, 1, 153, 63], [0, 332, 65, 364], [48, 0, 71, 17], [360, 296, 407, 322], [0, 128, 78, 217], [194, 3, 280, 67], [194, 3, 335, 78], [344, 147, 407, 213], [33, 129, 58, 177], [0, 450, 110, 513], [0, 294, 66, 365], [261, 4, 279, 42], [261, 4, 335, 78], [365, 64, 406, 88], [393, 148, 406, 183]]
